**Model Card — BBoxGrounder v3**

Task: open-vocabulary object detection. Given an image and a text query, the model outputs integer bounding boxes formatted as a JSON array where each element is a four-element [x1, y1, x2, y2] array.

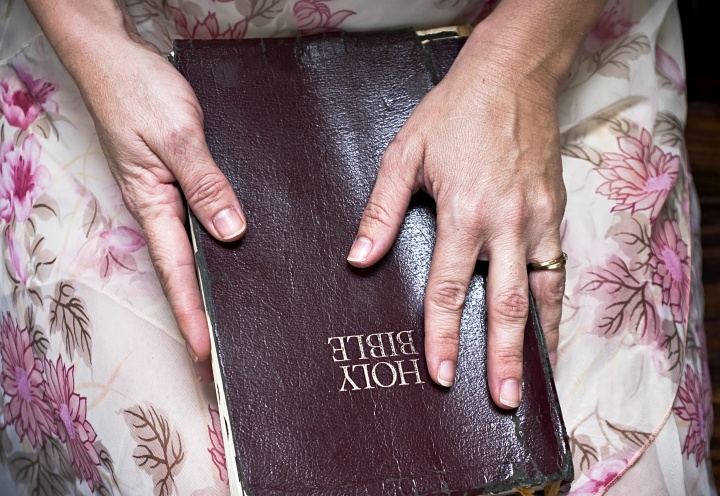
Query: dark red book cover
[[173, 29, 573, 496]]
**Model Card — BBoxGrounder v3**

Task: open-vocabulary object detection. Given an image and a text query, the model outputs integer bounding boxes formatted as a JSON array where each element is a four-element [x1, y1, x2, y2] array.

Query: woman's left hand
[[347, 31, 567, 409]]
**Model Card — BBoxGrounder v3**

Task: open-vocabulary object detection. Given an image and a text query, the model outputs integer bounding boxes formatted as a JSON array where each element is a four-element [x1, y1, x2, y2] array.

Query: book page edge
[[188, 210, 246, 496]]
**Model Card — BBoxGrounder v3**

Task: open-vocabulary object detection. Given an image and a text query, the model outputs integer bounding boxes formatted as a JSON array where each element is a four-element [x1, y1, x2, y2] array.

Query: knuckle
[[428, 279, 468, 314], [494, 347, 524, 369], [533, 189, 566, 223], [458, 214, 483, 234], [165, 117, 197, 146], [493, 288, 529, 323], [163, 119, 206, 164], [533, 194, 556, 221], [542, 273, 566, 305], [382, 134, 417, 167], [361, 197, 396, 231], [427, 330, 460, 350], [543, 325, 560, 343], [185, 173, 227, 210]]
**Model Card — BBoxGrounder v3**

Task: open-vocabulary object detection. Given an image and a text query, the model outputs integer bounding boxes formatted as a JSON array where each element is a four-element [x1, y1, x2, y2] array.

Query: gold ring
[[528, 252, 567, 271]]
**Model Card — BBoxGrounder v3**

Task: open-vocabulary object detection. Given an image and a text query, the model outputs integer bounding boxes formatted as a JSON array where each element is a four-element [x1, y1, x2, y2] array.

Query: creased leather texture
[[174, 30, 572, 496]]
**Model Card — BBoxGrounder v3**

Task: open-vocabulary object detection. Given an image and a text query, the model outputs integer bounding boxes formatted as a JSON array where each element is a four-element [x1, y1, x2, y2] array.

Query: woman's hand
[[26, 0, 247, 381], [348, 48, 565, 409], [348, 0, 606, 408], [69, 33, 245, 381]]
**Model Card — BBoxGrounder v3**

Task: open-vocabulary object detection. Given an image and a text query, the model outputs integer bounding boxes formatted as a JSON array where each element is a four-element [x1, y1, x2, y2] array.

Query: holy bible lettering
[[327, 330, 425, 391]]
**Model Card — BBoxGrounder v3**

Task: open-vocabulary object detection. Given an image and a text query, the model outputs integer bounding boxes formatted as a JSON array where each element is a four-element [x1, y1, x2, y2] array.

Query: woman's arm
[[349, 0, 607, 408], [26, 0, 248, 381]]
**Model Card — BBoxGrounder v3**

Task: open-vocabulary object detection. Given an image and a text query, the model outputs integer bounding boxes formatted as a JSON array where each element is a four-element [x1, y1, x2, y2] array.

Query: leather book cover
[[172, 29, 573, 496]]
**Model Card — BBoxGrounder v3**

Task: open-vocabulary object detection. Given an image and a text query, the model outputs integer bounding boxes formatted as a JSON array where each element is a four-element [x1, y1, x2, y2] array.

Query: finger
[[194, 359, 214, 384], [139, 193, 213, 379], [347, 135, 422, 267], [486, 241, 529, 409], [528, 246, 566, 369], [150, 120, 247, 243], [423, 208, 480, 388]]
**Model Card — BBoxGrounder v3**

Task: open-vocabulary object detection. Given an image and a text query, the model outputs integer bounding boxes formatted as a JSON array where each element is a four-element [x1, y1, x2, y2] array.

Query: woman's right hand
[[70, 33, 246, 381]]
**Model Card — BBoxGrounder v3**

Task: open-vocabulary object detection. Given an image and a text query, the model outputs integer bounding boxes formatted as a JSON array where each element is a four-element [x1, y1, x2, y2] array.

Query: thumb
[[348, 136, 422, 267], [153, 124, 246, 242]]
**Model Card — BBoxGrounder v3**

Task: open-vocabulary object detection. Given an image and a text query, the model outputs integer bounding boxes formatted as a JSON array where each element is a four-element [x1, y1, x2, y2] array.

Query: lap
[[0, 1, 712, 494]]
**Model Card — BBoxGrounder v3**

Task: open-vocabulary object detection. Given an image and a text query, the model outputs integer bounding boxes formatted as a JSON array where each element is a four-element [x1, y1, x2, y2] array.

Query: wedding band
[[528, 252, 567, 271]]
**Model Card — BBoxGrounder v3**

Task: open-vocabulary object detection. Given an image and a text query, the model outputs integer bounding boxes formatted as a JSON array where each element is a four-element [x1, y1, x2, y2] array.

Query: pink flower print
[[7, 229, 26, 284], [293, 0, 355, 36], [674, 365, 710, 466], [16, 68, 59, 113], [583, 0, 634, 53], [100, 226, 146, 254], [170, 8, 248, 40], [44, 357, 102, 491], [656, 46, 686, 93], [0, 67, 58, 130], [0, 135, 51, 223], [642, 340, 670, 376], [0, 313, 54, 448], [190, 11, 219, 39], [208, 406, 228, 484], [97, 225, 146, 278], [596, 129, 679, 221], [569, 455, 630, 495], [649, 219, 690, 324]]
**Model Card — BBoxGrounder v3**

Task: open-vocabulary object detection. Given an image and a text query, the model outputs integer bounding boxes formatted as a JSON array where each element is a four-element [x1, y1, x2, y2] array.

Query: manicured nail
[[548, 351, 557, 368], [186, 341, 199, 363], [347, 236, 372, 263], [436, 360, 456, 387], [499, 379, 520, 408], [212, 207, 245, 240]]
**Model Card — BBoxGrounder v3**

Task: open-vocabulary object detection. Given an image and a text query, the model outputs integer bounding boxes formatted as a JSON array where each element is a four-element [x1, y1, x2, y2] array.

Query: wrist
[[461, 0, 606, 99], [25, 0, 140, 90]]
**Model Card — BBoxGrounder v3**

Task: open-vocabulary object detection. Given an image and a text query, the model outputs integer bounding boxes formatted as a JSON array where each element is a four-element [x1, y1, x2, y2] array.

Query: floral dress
[[0, 0, 714, 494]]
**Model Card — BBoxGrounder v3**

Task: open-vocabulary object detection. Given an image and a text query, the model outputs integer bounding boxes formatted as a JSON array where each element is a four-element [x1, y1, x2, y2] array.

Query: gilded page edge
[[188, 204, 245, 496]]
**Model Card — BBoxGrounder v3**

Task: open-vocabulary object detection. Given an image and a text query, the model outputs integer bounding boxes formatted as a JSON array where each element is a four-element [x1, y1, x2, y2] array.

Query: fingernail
[[186, 341, 199, 363], [212, 207, 245, 240], [499, 379, 520, 408], [436, 360, 456, 387], [549, 351, 557, 368], [194, 361, 211, 383], [347, 236, 372, 263]]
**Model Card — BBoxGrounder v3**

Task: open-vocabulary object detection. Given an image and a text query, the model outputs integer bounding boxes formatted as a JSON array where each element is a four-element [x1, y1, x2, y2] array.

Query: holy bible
[[173, 28, 573, 496]]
